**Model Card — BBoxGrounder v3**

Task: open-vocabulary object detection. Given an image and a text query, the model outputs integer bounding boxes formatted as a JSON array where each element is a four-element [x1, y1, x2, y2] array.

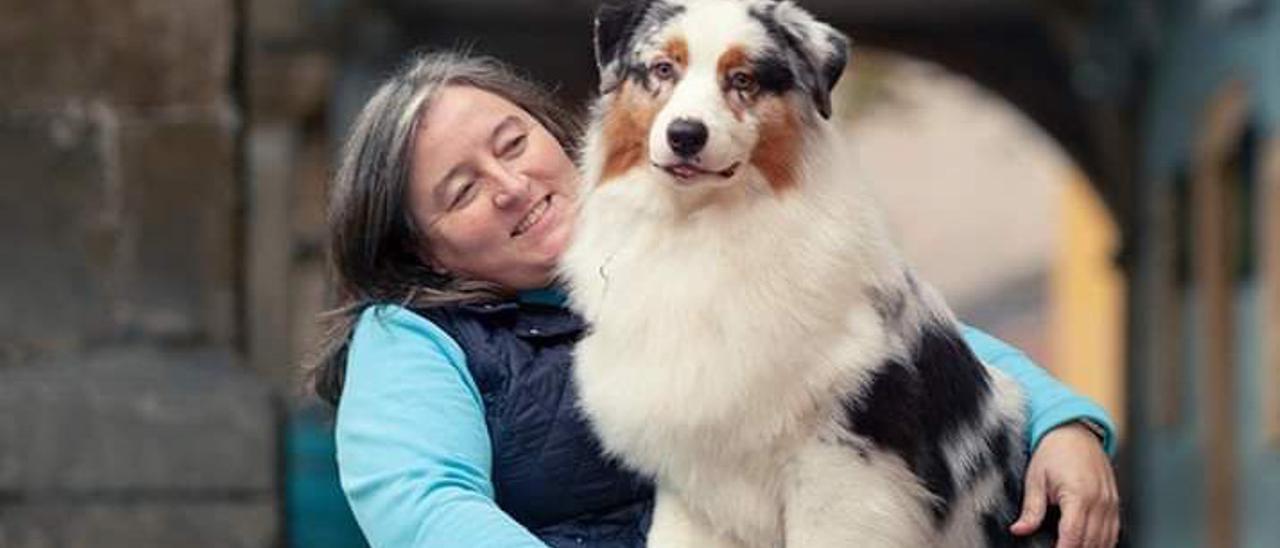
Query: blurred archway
[[832, 49, 1124, 424]]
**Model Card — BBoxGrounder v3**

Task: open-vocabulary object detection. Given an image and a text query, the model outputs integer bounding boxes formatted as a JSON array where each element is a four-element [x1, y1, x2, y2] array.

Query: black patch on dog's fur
[[754, 51, 796, 94], [980, 426, 1051, 547], [841, 322, 994, 525], [595, 1, 652, 74], [992, 425, 1012, 469], [594, 0, 685, 92], [982, 512, 1016, 547], [747, 2, 847, 118], [1001, 461, 1024, 522], [957, 425, 1014, 492], [984, 507, 1061, 547], [822, 32, 851, 92], [748, 5, 812, 86]]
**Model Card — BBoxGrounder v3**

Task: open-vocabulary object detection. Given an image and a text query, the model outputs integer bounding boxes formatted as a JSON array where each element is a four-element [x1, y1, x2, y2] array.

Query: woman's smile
[[512, 194, 554, 237]]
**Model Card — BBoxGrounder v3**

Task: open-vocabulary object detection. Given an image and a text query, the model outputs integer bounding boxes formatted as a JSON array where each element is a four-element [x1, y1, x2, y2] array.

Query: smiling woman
[[311, 52, 581, 404], [408, 86, 579, 290]]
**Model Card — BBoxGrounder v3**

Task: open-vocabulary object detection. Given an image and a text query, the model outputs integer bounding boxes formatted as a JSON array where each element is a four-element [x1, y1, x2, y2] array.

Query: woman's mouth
[[512, 195, 553, 237]]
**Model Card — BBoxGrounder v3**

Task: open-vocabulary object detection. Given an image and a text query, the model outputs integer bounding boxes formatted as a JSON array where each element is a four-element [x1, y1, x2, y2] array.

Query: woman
[[314, 51, 1120, 548]]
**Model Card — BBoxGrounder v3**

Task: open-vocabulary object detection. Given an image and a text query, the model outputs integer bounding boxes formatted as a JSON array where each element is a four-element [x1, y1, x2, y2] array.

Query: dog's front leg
[[647, 489, 747, 548], [784, 438, 935, 547]]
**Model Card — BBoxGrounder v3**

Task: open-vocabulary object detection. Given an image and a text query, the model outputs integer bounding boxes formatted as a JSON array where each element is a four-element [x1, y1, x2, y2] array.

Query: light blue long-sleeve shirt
[[335, 302, 1116, 547]]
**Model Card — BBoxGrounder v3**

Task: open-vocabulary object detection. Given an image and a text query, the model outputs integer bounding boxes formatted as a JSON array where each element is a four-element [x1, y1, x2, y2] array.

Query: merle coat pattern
[[561, 1, 1053, 546]]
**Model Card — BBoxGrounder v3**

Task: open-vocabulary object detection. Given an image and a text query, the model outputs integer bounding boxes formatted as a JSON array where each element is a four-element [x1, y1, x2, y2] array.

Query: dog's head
[[593, 0, 849, 191]]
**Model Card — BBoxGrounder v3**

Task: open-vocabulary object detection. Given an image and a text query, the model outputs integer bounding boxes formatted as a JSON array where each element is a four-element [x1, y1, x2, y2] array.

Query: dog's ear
[[595, 0, 654, 94], [771, 1, 850, 119]]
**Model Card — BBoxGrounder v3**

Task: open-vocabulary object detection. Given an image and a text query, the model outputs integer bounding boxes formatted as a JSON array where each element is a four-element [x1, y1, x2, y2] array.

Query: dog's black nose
[[667, 118, 708, 158]]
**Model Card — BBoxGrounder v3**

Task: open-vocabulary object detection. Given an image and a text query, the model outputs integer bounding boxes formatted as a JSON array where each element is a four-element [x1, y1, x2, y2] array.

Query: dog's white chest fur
[[563, 174, 1030, 547], [562, 156, 908, 545]]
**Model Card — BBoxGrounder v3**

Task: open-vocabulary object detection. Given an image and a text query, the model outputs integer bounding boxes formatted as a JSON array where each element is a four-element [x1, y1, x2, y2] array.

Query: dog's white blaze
[[647, 2, 770, 175]]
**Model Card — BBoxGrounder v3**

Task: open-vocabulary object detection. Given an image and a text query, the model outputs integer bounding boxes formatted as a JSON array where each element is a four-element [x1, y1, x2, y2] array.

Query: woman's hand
[[1010, 422, 1120, 547]]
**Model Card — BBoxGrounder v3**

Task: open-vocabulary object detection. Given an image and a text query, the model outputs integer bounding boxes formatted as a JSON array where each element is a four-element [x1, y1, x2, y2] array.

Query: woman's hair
[[309, 51, 581, 406]]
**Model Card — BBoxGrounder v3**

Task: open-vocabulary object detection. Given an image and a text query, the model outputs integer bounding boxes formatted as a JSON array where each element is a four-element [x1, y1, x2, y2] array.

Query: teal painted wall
[[286, 407, 368, 548], [1235, 283, 1280, 547], [1132, 1, 1280, 546]]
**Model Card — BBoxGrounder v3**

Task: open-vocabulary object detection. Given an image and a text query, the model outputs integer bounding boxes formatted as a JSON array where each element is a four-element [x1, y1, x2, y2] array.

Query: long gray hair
[[311, 51, 582, 405]]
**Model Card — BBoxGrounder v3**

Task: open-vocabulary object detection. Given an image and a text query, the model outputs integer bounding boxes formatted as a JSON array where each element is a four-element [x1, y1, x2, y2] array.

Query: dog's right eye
[[728, 71, 758, 94], [650, 60, 678, 81]]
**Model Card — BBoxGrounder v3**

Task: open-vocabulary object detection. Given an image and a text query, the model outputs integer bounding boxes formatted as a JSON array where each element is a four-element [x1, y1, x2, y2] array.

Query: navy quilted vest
[[417, 299, 654, 547]]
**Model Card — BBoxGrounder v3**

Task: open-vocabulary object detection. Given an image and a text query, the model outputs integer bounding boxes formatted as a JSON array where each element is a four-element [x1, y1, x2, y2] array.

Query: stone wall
[[0, 0, 239, 356], [0, 1, 279, 546]]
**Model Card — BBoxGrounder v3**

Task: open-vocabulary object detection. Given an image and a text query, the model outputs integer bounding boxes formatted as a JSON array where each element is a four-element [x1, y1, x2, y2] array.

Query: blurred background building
[[0, 0, 1277, 546]]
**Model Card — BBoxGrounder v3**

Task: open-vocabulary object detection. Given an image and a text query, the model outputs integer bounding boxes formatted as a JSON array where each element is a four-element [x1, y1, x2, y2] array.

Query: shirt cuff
[[1029, 399, 1118, 457]]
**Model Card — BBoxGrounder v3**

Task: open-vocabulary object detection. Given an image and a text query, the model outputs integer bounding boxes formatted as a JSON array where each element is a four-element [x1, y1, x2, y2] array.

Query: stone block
[[0, 501, 278, 548], [0, 346, 278, 493], [246, 125, 297, 382], [0, 111, 116, 358], [248, 0, 309, 38], [0, 0, 234, 109], [248, 47, 334, 122], [117, 116, 238, 345]]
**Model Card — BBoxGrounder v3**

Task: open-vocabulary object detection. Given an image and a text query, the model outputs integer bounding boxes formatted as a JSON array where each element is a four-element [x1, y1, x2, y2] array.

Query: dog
[[561, 1, 1049, 546]]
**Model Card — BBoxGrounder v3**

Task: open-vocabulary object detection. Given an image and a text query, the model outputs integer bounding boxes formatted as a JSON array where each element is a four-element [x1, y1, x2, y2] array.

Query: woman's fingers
[[1012, 423, 1120, 546], [1062, 478, 1120, 548], [1055, 495, 1088, 548], [1010, 467, 1048, 535], [1104, 513, 1121, 548], [1092, 457, 1120, 547], [1082, 498, 1108, 548], [1101, 479, 1121, 547]]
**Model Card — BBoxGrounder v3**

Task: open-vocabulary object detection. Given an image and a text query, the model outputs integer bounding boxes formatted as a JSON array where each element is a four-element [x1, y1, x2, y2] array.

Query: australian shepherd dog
[[561, 1, 1049, 546]]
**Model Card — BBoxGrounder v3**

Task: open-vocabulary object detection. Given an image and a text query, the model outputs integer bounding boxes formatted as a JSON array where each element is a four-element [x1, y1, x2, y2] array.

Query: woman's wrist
[[1050, 420, 1107, 447], [1072, 418, 1108, 445]]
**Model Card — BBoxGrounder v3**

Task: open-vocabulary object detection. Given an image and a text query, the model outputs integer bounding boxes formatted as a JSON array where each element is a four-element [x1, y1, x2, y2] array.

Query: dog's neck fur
[[566, 111, 915, 347]]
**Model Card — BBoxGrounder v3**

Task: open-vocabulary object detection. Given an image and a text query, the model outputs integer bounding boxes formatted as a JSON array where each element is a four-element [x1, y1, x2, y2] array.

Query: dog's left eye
[[729, 71, 757, 93], [650, 60, 678, 81]]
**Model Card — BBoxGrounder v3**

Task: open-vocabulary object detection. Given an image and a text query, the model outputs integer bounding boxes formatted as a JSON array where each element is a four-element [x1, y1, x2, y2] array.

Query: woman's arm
[[335, 305, 547, 548], [960, 325, 1116, 456], [960, 325, 1120, 547]]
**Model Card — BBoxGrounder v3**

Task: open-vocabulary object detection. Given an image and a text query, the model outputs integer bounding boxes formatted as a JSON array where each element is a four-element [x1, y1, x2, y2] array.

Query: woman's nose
[[490, 168, 530, 210]]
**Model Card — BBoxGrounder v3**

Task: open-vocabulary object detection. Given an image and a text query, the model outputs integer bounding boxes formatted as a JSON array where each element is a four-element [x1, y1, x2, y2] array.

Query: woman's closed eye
[[449, 179, 479, 209], [502, 133, 527, 158]]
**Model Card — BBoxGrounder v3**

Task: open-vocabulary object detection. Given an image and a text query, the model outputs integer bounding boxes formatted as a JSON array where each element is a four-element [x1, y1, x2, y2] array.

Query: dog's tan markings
[[650, 36, 690, 97], [664, 36, 689, 69], [716, 45, 751, 121], [716, 46, 749, 80], [750, 96, 801, 192], [601, 80, 662, 183]]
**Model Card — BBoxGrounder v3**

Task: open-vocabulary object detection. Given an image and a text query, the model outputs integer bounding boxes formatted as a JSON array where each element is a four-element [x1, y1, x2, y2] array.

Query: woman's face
[[407, 85, 578, 290]]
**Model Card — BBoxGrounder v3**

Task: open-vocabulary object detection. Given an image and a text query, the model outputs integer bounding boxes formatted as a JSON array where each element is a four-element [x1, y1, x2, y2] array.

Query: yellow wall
[[1050, 172, 1126, 432]]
